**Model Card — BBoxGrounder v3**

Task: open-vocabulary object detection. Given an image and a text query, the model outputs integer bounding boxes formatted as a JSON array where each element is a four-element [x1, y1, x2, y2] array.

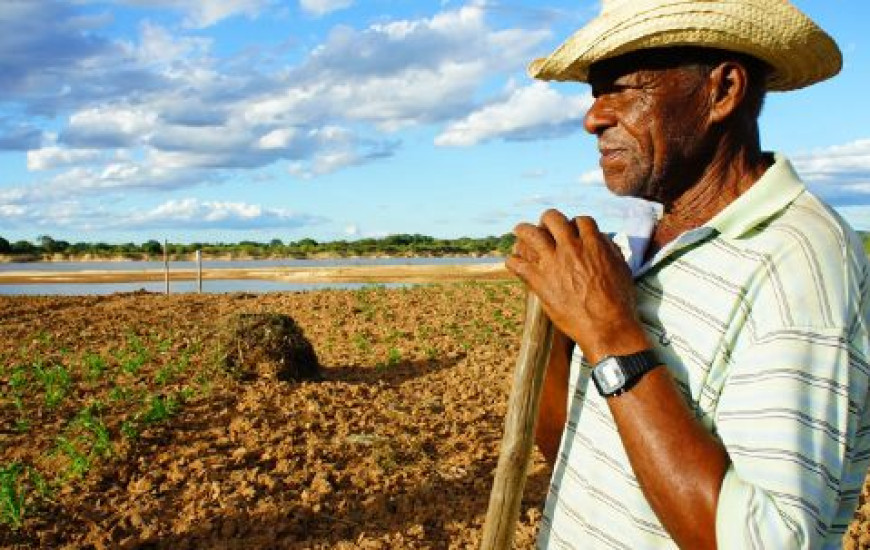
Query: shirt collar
[[704, 152, 806, 238]]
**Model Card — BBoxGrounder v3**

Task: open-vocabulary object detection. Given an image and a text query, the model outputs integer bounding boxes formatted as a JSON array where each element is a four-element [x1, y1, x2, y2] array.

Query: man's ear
[[708, 61, 749, 124]]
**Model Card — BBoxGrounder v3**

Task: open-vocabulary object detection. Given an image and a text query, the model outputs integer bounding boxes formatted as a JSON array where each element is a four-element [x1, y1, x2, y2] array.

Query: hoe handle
[[480, 292, 554, 549]]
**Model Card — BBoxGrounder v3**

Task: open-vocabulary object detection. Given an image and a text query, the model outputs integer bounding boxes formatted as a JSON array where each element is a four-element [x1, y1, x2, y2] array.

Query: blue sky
[[1, 0, 869, 245]]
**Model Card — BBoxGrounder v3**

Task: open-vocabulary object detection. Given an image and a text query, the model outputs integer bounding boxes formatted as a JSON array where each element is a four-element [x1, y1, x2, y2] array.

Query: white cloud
[[61, 106, 158, 148], [27, 147, 104, 171], [113, 0, 270, 28], [258, 128, 299, 150], [1, 0, 559, 208], [135, 22, 212, 66], [0, 197, 325, 233], [435, 82, 591, 146], [578, 168, 604, 185], [122, 198, 321, 230], [0, 204, 28, 218], [248, 5, 549, 130], [793, 139, 870, 182], [792, 139, 870, 205], [300, 0, 353, 16]]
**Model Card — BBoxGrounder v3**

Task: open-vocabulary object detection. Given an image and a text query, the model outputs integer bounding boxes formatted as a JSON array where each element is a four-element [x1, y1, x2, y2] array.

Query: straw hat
[[528, 0, 842, 91]]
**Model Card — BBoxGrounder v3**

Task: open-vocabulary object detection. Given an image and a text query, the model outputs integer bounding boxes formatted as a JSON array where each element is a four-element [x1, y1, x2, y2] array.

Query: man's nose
[[583, 98, 616, 135]]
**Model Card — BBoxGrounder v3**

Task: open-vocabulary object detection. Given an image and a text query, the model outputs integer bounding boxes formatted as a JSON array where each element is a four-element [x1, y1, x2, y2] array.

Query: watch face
[[595, 358, 626, 394]]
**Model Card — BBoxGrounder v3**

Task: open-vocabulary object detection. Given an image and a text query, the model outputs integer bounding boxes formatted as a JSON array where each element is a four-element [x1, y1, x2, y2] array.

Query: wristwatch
[[591, 350, 660, 397]]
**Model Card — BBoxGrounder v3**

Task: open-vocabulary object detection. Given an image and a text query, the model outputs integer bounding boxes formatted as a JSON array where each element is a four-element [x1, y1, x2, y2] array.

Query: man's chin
[[602, 178, 639, 198]]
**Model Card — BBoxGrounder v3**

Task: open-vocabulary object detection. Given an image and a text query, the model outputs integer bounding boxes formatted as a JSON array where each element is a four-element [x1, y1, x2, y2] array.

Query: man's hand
[[505, 209, 649, 364]]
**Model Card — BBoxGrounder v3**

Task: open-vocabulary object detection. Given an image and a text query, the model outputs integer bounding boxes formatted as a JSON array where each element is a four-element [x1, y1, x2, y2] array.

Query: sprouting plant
[[55, 437, 90, 481], [9, 365, 30, 396], [117, 332, 150, 375], [26, 467, 51, 501], [108, 385, 133, 403], [376, 347, 402, 372], [424, 345, 438, 361], [0, 462, 25, 530], [33, 364, 71, 409], [152, 332, 174, 354], [352, 333, 372, 355], [73, 403, 112, 458], [176, 349, 192, 373], [81, 352, 107, 381], [154, 364, 176, 386], [35, 331, 52, 348], [120, 420, 139, 440], [141, 394, 180, 425]]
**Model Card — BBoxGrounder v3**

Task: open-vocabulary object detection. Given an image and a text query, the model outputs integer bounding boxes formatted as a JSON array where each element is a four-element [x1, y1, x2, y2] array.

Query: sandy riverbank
[[0, 262, 512, 285]]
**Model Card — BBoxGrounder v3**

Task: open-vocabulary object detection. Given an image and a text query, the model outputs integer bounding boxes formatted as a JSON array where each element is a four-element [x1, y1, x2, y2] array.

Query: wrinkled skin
[[507, 52, 769, 550]]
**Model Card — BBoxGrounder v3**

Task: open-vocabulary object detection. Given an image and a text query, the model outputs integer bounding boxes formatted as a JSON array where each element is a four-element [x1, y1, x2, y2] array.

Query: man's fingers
[[573, 215, 601, 239], [539, 209, 578, 247], [514, 222, 555, 254], [505, 252, 538, 287], [511, 238, 540, 264]]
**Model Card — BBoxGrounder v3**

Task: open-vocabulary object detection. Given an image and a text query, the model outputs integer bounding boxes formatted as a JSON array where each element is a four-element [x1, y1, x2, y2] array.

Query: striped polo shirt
[[537, 154, 870, 549]]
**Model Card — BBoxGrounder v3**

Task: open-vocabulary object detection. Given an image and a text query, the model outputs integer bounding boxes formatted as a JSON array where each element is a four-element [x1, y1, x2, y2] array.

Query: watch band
[[592, 349, 660, 397], [619, 350, 659, 382]]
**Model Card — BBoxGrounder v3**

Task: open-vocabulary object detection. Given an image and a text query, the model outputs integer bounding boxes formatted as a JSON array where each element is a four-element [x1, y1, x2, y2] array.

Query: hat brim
[[528, 0, 842, 91]]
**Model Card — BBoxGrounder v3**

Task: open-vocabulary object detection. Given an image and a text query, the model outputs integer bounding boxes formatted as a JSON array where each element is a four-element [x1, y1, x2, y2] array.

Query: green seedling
[[12, 397, 29, 433], [141, 394, 180, 424], [425, 345, 438, 361], [108, 385, 133, 402], [33, 364, 71, 409], [26, 467, 51, 501], [55, 437, 90, 481], [73, 404, 112, 458], [120, 420, 139, 440], [9, 366, 30, 395], [117, 332, 150, 375], [154, 364, 176, 385], [81, 352, 107, 381], [376, 347, 402, 372], [0, 462, 26, 530], [353, 333, 372, 355]]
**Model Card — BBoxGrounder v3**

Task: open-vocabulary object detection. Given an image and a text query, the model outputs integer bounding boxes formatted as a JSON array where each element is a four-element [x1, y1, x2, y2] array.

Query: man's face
[[585, 55, 713, 202]]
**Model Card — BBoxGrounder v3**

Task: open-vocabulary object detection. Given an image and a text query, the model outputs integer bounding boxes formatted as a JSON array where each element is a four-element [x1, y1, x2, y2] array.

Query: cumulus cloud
[[27, 147, 104, 171], [0, 196, 325, 233], [0, 121, 42, 151], [60, 106, 158, 148], [0, 1, 165, 115], [112, 0, 271, 28], [247, 5, 550, 130], [1, 0, 563, 223], [120, 198, 322, 230], [578, 168, 604, 186], [792, 139, 870, 205], [300, 0, 353, 16], [435, 82, 591, 146]]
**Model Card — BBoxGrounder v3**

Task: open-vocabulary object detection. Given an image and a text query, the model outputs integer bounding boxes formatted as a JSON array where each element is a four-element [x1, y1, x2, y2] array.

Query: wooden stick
[[480, 292, 554, 549]]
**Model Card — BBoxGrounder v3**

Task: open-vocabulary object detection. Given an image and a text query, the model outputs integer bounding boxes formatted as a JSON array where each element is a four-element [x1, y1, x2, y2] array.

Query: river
[[0, 256, 504, 296]]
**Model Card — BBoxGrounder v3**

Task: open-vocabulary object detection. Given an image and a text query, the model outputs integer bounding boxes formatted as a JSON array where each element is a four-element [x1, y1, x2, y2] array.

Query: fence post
[[164, 239, 169, 295], [196, 249, 202, 294]]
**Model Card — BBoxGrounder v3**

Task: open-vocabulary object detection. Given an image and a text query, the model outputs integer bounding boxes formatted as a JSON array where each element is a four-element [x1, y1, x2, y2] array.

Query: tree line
[[0, 233, 517, 261]]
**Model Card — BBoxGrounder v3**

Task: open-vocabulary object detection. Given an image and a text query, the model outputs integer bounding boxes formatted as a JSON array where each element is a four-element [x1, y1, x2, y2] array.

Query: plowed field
[[2, 283, 869, 549]]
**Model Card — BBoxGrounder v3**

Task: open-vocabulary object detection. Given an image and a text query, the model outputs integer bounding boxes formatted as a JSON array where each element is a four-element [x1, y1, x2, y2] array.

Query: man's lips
[[599, 146, 626, 166]]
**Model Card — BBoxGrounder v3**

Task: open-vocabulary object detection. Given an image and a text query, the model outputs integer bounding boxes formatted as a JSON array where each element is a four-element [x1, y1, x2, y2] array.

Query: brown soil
[[2, 283, 868, 549], [0, 283, 548, 549]]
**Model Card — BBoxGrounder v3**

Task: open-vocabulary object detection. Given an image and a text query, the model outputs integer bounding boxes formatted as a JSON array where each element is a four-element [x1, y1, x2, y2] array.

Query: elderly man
[[506, 1, 870, 549]]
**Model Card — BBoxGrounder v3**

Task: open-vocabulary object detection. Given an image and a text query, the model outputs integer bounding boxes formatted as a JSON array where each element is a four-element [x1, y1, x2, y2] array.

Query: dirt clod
[[218, 312, 321, 382]]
